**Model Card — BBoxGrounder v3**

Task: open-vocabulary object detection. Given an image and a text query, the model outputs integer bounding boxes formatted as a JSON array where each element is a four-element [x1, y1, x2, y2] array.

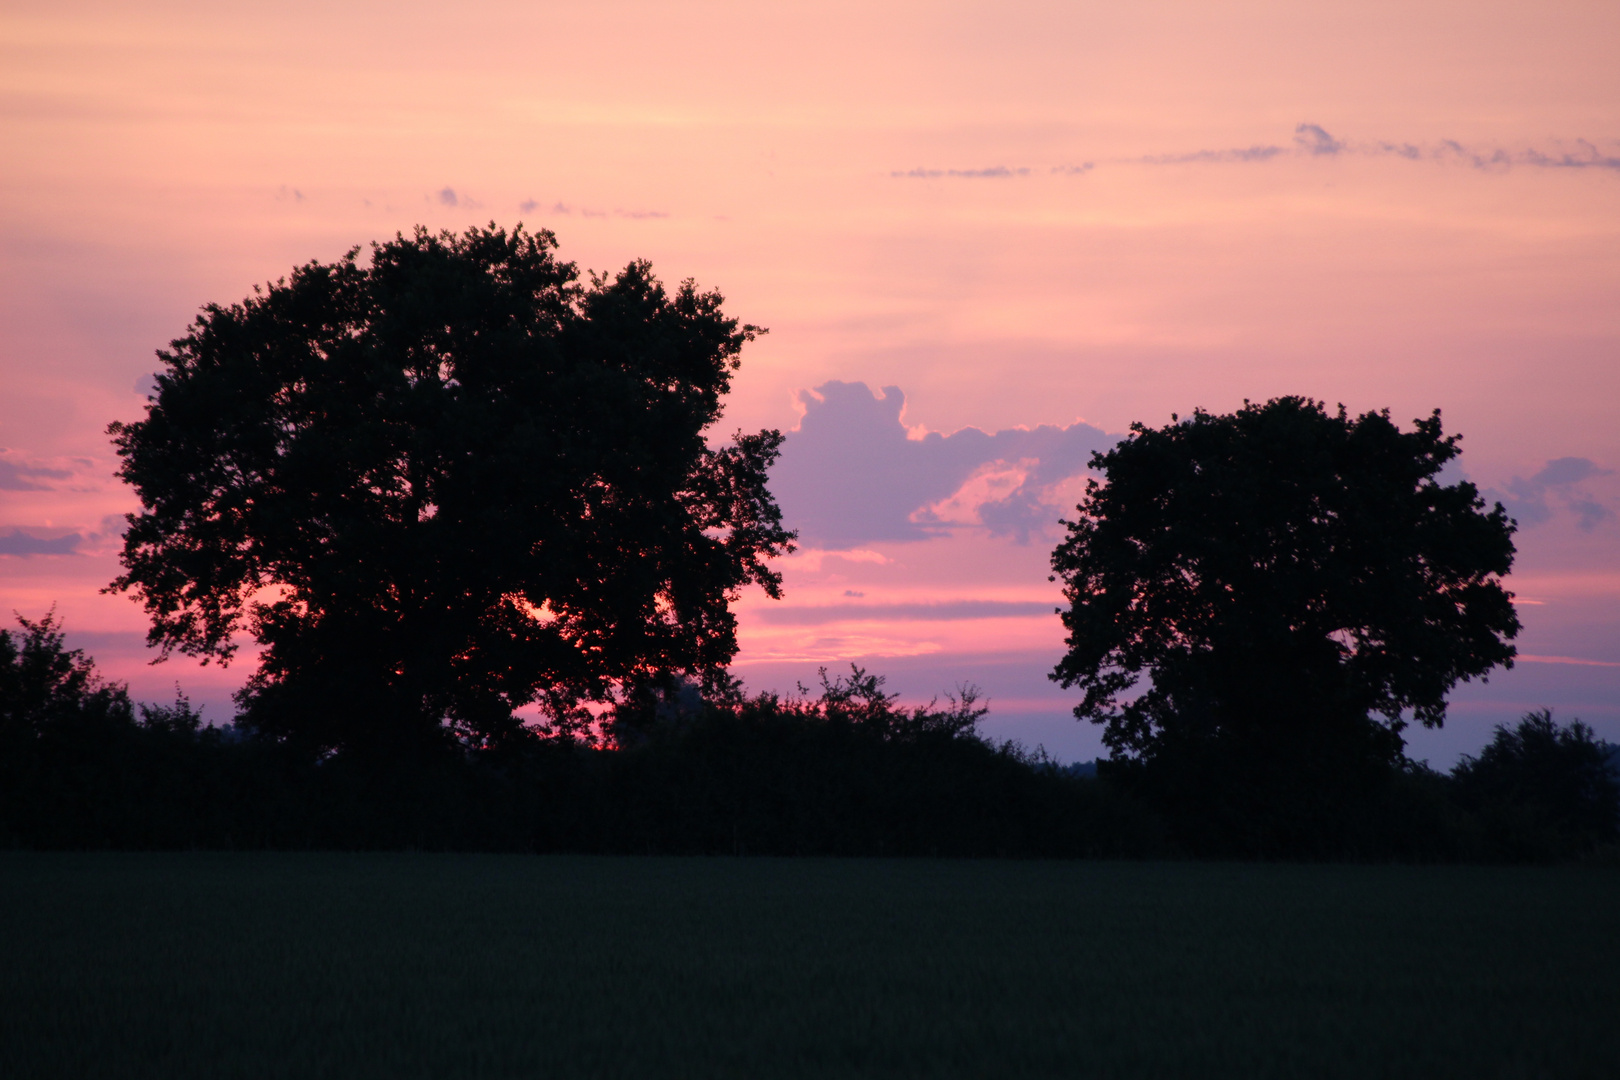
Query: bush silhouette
[[1453, 710, 1620, 858]]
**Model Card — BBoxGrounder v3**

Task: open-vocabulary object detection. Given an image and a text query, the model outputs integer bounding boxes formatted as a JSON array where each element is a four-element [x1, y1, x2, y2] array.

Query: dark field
[[2, 856, 1617, 1079]]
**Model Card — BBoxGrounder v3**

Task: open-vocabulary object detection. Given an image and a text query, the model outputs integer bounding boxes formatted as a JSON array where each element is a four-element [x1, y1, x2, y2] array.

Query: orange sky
[[3, 0, 1618, 760]]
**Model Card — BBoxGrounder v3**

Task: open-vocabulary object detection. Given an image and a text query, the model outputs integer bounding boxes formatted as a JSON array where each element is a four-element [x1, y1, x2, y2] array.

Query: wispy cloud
[[1517, 654, 1620, 668], [433, 187, 483, 209], [541, 201, 669, 220], [891, 166, 1032, 179], [1517, 140, 1620, 171], [1131, 124, 1619, 174], [1140, 144, 1287, 165], [1140, 124, 1342, 164], [903, 125, 1620, 179], [756, 600, 1056, 626]]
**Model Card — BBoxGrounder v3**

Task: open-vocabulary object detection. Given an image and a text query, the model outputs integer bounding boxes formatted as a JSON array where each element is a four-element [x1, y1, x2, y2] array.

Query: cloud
[[1370, 138, 1619, 172], [434, 188, 483, 209], [1139, 144, 1286, 165], [1517, 140, 1620, 172], [891, 128, 1617, 180], [1294, 123, 1343, 156], [756, 600, 1056, 626], [1488, 457, 1615, 531], [777, 548, 891, 573], [1127, 125, 1618, 174], [769, 381, 1115, 547], [0, 456, 72, 491], [1136, 124, 1340, 164], [519, 200, 669, 219], [0, 528, 81, 557], [889, 125, 1618, 181], [891, 166, 1032, 179]]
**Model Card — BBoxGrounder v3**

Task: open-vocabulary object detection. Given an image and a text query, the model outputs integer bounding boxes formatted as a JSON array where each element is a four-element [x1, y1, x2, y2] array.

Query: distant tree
[[1453, 710, 1620, 850], [1049, 397, 1519, 789], [108, 225, 795, 757], [0, 610, 135, 749]]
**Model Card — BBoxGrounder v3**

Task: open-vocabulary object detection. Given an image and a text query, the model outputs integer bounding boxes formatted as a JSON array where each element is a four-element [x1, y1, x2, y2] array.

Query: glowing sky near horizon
[[3, 0, 1618, 762]]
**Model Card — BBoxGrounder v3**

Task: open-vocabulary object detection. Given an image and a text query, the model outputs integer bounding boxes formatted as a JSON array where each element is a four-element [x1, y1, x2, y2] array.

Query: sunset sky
[[4, 0, 1618, 762]]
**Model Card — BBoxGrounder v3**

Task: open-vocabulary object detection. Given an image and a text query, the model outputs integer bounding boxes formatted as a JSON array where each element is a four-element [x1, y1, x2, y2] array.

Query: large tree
[[1049, 397, 1519, 782], [109, 225, 794, 755]]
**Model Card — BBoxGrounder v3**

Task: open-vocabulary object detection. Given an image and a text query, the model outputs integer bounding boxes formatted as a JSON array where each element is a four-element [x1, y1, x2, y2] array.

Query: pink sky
[[4, 0, 1618, 761]]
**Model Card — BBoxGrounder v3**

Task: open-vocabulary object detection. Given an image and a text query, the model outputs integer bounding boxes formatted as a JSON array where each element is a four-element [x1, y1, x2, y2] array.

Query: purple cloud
[[1489, 456, 1616, 531], [0, 528, 81, 556], [769, 381, 1115, 546], [756, 600, 1056, 626], [1294, 123, 1343, 155], [891, 166, 1033, 179], [0, 458, 71, 491]]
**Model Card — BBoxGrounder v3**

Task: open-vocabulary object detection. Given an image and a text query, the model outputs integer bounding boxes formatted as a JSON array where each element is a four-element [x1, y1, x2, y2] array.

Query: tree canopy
[[1049, 397, 1519, 781], [0, 610, 135, 750], [108, 225, 794, 756]]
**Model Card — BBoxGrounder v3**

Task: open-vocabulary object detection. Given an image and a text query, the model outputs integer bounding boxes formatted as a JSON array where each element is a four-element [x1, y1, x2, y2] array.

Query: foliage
[[0, 622, 1147, 856], [3, 618, 1604, 862], [0, 610, 134, 747], [107, 225, 794, 757], [1050, 397, 1520, 791], [1452, 710, 1620, 857], [612, 664, 989, 747]]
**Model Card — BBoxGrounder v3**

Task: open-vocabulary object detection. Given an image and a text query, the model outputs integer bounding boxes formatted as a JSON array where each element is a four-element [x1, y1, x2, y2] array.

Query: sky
[[3, 0, 1618, 764]]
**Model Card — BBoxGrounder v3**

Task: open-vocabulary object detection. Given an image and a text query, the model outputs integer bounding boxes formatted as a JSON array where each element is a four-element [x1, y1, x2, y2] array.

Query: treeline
[[3, 615, 1617, 860]]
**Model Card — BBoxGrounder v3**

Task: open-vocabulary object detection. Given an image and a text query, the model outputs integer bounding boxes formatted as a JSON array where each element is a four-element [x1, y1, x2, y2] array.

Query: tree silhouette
[[0, 610, 135, 748], [108, 225, 794, 757], [1453, 710, 1620, 851], [1050, 397, 1519, 788]]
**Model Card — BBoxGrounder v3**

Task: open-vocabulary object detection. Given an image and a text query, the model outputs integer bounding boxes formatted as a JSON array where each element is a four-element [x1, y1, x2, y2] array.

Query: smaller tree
[[1049, 397, 1519, 790], [0, 610, 134, 749], [1453, 710, 1620, 852]]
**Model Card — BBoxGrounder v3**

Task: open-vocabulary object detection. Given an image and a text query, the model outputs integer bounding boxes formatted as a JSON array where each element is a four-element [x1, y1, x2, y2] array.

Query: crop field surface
[[1, 855, 1616, 1079]]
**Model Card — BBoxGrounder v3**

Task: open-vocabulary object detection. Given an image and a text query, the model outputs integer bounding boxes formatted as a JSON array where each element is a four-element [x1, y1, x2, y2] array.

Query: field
[[2, 855, 1617, 1078]]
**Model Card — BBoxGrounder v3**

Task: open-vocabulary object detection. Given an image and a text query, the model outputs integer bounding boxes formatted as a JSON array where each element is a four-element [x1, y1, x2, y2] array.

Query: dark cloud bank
[[769, 381, 1115, 547]]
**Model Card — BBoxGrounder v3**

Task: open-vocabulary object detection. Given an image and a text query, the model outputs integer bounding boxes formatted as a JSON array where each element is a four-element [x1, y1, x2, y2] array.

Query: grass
[[2, 855, 1617, 1079]]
